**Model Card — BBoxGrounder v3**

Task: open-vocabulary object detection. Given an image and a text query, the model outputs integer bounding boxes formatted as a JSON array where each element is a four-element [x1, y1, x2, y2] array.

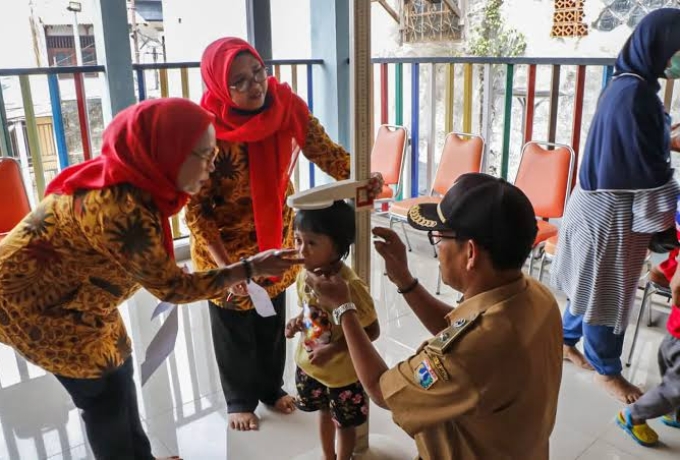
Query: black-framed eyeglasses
[[427, 231, 459, 246], [229, 66, 268, 93], [192, 146, 219, 163]]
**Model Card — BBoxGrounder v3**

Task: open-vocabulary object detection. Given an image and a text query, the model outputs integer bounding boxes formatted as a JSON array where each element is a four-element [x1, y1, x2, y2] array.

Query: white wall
[[0, 0, 38, 68], [503, 0, 635, 58]]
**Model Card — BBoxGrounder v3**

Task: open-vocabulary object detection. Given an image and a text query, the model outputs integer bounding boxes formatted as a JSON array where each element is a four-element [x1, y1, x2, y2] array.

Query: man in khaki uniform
[[306, 173, 563, 459]]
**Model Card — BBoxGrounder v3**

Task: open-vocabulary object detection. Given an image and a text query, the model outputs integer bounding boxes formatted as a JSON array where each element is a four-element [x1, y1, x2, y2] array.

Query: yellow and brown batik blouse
[[0, 184, 234, 379], [186, 114, 351, 311]]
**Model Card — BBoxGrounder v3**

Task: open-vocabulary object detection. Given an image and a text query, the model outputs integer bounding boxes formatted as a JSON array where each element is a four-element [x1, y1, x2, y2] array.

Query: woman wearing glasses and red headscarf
[[0, 98, 300, 459], [186, 37, 382, 431]]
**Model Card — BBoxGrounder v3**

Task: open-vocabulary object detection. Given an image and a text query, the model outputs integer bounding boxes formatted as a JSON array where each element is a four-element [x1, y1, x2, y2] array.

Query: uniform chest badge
[[414, 357, 438, 390]]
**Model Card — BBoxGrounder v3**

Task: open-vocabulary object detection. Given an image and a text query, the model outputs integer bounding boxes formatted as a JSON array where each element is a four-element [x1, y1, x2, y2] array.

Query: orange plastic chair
[[371, 124, 408, 210], [512, 141, 575, 276], [0, 158, 32, 243], [389, 132, 484, 254]]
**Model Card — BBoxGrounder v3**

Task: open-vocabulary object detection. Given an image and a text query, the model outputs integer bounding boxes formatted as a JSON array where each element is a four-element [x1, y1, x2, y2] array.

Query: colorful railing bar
[[664, 80, 675, 111], [307, 63, 315, 188], [395, 63, 403, 126], [523, 64, 537, 145], [47, 74, 69, 170], [501, 64, 515, 180], [570, 65, 587, 188], [19, 75, 46, 198], [410, 62, 420, 198], [159, 68, 170, 98], [462, 63, 473, 134], [0, 80, 12, 157], [601, 65, 614, 89], [73, 72, 93, 161], [136, 68, 147, 101], [380, 63, 388, 125], [444, 63, 454, 135], [547, 65, 561, 145], [180, 68, 190, 99]]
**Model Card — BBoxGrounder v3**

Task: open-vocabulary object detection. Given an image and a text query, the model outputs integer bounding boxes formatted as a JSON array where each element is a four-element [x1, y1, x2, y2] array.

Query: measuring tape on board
[[350, 0, 373, 285]]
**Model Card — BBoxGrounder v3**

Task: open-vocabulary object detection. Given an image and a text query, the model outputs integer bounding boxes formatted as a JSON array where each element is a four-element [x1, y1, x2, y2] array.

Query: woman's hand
[[228, 282, 249, 297], [248, 249, 303, 278], [367, 172, 384, 200], [671, 123, 680, 152], [285, 315, 304, 339]]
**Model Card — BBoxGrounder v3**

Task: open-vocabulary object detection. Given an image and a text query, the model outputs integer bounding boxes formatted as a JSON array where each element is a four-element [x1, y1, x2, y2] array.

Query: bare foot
[[594, 374, 643, 404], [229, 412, 259, 431], [272, 395, 296, 414], [563, 345, 594, 370]]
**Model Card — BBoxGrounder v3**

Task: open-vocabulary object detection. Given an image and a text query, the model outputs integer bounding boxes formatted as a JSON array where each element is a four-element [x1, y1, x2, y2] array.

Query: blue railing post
[[136, 68, 147, 101], [47, 74, 69, 170], [602, 65, 614, 90], [307, 63, 316, 188], [410, 63, 419, 198]]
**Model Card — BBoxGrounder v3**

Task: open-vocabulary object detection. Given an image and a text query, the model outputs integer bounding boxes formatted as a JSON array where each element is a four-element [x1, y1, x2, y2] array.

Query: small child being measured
[[285, 200, 380, 460]]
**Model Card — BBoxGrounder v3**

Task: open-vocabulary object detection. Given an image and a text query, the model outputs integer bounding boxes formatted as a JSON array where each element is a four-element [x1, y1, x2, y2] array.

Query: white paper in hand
[[247, 281, 277, 317], [141, 303, 179, 386], [151, 301, 175, 320]]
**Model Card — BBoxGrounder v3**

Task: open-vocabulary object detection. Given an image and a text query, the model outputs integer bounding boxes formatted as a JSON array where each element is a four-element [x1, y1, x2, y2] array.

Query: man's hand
[[372, 227, 415, 289], [308, 342, 340, 366], [305, 271, 351, 309]]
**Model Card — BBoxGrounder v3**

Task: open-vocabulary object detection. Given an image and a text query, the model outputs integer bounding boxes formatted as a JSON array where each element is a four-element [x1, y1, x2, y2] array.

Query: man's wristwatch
[[332, 302, 357, 325]]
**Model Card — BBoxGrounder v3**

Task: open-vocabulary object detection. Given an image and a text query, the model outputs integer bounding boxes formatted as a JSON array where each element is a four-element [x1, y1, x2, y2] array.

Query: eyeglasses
[[192, 146, 219, 163], [229, 66, 268, 93], [427, 231, 460, 246]]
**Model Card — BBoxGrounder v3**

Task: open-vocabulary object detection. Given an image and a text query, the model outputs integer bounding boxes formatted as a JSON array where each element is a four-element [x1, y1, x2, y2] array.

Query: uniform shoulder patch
[[426, 312, 480, 355], [414, 357, 438, 389]]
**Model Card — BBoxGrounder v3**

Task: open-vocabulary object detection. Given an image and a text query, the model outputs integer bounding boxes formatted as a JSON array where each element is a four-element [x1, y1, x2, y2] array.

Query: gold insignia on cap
[[408, 205, 438, 228], [436, 203, 447, 224]]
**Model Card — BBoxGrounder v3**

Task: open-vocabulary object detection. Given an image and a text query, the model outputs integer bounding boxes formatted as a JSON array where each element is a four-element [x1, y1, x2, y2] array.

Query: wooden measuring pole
[[350, 0, 373, 453]]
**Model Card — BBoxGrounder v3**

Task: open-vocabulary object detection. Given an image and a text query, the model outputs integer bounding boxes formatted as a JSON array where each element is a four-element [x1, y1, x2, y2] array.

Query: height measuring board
[[350, 0, 373, 286]]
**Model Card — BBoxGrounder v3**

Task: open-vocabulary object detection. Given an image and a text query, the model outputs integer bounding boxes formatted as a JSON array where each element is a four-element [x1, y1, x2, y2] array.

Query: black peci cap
[[407, 173, 538, 268]]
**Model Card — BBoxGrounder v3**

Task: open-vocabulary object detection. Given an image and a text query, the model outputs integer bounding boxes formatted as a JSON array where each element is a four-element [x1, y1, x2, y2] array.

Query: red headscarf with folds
[[45, 98, 215, 258], [200, 37, 310, 253]]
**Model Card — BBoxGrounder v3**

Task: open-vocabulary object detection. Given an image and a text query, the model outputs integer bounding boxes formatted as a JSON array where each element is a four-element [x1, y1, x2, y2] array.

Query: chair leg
[[433, 242, 438, 259], [436, 267, 442, 295], [400, 221, 413, 252], [626, 282, 652, 367], [538, 254, 548, 283], [528, 247, 537, 278]]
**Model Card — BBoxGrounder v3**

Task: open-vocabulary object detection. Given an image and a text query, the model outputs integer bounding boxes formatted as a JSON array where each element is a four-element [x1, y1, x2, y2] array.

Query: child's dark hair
[[294, 200, 356, 260]]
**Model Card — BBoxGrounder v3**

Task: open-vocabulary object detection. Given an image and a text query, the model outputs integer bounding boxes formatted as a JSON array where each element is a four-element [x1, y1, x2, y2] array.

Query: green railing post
[[501, 64, 514, 180]]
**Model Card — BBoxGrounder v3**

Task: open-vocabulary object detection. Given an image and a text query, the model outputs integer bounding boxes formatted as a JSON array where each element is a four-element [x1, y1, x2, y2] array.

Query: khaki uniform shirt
[[380, 277, 563, 460]]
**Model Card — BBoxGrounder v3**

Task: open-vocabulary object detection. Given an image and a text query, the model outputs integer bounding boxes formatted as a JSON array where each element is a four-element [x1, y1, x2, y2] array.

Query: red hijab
[[200, 37, 310, 253], [45, 98, 214, 258]]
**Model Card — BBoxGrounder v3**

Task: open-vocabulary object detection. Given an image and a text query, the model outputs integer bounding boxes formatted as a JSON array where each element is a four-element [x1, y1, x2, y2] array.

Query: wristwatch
[[332, 302, 357, 325]]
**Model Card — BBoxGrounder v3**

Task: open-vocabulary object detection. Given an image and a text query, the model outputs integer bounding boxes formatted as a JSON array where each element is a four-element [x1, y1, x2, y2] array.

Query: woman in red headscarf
[[0, 98, 300, 459], [186, 37, 382, 431]]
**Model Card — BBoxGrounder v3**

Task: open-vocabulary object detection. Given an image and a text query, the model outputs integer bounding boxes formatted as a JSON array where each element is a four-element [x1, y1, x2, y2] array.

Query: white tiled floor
[[1, 221, 678, 459]]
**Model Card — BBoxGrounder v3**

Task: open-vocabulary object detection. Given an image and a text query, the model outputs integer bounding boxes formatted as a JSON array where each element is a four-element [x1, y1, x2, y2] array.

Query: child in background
[[616, 200, 680, 447], [285, 200, 380, 460]]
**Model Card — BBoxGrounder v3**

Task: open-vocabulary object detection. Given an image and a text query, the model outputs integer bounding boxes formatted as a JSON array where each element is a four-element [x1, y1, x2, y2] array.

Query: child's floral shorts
[[294, 366, 368, 428]]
